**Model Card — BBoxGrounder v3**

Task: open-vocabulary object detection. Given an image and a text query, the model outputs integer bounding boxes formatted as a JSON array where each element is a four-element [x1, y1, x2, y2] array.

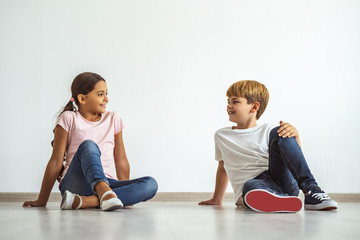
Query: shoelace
[[310, 191, 331, 201]]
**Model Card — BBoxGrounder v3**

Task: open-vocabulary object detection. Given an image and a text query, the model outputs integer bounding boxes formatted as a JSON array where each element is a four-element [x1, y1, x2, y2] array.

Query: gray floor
[[1, 201, 359, 240]]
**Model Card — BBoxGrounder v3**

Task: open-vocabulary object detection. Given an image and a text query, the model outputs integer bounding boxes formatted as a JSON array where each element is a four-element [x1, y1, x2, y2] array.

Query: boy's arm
[[198, 161, 229, 205], [278, 120, 302, 148]]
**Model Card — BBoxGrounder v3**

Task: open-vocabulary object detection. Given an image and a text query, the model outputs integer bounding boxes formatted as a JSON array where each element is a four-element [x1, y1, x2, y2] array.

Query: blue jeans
[[60, 140, 158, 207], [242, 127, 318, 198]]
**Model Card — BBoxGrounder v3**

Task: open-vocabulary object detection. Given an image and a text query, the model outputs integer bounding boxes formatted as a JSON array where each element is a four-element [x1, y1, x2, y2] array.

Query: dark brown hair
[[52, 72, 105, 147], [52, 72, 106, 180], [59, 72, 106, 116]]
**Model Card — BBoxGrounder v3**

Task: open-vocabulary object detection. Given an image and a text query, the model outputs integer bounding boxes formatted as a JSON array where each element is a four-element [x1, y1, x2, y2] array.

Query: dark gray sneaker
[[304, 187, 338, 210]]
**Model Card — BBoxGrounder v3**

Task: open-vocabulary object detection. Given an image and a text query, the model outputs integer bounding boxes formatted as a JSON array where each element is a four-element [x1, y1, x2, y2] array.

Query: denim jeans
[[242, 127, 318, 198], [60, 140, 158, 207]]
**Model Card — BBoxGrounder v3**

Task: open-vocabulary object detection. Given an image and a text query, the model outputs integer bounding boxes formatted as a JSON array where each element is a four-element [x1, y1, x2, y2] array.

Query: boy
[[199, 80, 338, 212]]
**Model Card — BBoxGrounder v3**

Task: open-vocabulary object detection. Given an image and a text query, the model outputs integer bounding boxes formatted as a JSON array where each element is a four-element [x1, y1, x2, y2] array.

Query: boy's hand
[[235, 196, 246, 207], [278, 121, 299, 138], [198, 199, 222, 205]]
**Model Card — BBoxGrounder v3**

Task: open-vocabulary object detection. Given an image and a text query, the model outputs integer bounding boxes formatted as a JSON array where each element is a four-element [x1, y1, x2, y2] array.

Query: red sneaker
[[244, 189, 302, 213]]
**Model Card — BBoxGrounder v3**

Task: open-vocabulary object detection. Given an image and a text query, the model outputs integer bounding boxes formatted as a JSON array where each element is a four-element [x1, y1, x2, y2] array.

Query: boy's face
[[227, 96, 254, 124]]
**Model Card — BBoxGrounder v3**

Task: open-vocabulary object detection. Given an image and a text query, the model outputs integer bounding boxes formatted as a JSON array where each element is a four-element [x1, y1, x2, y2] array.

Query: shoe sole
[[244, 189, 302, 213], [101, 198, 124, 211], [305, 202, 338, 211], [102, 204, 123, 211]]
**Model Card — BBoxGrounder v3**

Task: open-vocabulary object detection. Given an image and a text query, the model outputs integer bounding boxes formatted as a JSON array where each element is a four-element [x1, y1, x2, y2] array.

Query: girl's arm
[[114, 131, 130, 180], [23, 126, 68, 207]]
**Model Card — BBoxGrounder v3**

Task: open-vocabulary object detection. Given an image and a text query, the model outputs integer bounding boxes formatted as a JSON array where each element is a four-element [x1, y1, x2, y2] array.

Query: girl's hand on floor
[[23, 200, 46, 207]]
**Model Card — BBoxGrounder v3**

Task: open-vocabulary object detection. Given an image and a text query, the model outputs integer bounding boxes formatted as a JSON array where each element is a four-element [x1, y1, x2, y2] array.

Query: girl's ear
[[77, 94, 87, 105]]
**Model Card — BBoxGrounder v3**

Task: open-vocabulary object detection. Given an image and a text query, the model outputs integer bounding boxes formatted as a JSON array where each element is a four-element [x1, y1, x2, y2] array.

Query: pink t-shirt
[[56, 111, 125, 181]]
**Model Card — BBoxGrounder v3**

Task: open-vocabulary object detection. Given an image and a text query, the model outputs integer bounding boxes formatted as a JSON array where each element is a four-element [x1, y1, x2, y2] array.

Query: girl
[[23, 72, 158, 211]]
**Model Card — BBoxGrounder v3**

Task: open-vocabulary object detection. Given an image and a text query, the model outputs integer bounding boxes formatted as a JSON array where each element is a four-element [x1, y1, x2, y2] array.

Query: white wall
[[0, 0, 359, 193]]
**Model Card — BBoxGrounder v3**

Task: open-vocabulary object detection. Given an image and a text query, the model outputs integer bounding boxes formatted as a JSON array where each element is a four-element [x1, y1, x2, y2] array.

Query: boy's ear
[[77, 94, 87, 105], [250, 102, 260, 113]]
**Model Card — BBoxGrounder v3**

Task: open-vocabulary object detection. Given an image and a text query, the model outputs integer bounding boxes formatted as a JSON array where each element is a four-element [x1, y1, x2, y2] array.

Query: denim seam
[[269, 138, 289, 193], [278, 139, 301, 185]]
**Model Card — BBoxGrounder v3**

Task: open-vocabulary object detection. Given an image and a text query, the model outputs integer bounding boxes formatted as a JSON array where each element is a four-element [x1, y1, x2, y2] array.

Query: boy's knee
[[270, 127, 297, 146], [270, 127, 281, 140], [277, 134, 298, 146]]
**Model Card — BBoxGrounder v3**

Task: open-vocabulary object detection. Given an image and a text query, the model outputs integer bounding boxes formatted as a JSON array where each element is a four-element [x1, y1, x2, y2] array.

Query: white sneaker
[[60, 190, 82, 210], [100, 190, 123, 211]]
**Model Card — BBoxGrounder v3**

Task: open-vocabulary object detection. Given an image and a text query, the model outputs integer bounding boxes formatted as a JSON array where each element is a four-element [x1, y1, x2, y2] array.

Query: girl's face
[[83, 81, 109, 114]]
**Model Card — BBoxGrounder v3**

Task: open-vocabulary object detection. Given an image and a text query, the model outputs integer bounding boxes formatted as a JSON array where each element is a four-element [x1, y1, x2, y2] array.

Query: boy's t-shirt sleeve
[[215, 143, 222, 161], [56, 111, 74, 133], [114, 112, 125, 135], [214, 132, 222, 161]]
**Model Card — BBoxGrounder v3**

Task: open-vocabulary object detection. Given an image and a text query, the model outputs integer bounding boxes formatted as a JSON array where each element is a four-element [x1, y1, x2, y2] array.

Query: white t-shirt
[[214, 123, 276, 202]]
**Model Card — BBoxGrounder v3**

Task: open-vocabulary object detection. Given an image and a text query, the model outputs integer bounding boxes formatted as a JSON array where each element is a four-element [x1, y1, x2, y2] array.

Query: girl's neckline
[[77, 111, 103, 123]]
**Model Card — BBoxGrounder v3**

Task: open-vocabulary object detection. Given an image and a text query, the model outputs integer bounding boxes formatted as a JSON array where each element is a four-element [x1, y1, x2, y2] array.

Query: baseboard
[[1, 192, 359, 203]]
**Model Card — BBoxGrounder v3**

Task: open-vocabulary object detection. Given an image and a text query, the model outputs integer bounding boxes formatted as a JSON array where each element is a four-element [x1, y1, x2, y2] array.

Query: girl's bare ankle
[[72, 195, 82, 209]]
